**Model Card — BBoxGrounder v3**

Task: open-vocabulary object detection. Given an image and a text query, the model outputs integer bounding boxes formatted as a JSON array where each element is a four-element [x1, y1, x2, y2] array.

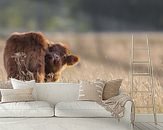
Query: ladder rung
[[132, 61, 150, 64], [132, 91, 152, 93], [135, 106, 153, 108], [131, 36, 157, 124], [132, 73, 150, 76], [134, 48, 149, 50]]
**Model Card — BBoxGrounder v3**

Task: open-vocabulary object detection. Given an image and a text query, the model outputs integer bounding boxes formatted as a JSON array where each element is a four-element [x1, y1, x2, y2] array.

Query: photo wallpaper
[[0, 0, 162, 114]]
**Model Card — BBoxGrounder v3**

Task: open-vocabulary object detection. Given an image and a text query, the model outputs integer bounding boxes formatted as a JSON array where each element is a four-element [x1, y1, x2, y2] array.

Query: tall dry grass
[[0, 32, 162, 113]]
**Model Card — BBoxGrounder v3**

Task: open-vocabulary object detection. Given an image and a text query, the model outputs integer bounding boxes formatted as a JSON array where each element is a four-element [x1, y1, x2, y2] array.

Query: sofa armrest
[[119, 89, 133, 122], [119, 89, 133, 127], [123, 101, 132, 122], [121, 100, 134, 129]]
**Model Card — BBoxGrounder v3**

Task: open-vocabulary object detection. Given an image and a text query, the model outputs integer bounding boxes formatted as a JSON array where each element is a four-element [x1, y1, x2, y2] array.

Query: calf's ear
[[66, 55, 79, 66]]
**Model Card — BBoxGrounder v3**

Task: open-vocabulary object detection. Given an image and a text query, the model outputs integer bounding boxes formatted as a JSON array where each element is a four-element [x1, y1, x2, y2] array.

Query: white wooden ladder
[[130, 35, 157, 125]]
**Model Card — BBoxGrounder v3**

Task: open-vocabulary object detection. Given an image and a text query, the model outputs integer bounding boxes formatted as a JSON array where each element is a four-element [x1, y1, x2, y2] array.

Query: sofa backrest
[[35, 83, 80, 105]]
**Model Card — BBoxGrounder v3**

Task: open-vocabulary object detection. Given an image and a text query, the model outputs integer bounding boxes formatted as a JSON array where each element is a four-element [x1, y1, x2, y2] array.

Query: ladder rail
[[151, 63, 157, 124], [130, 35, 157, 124], [146, 35, 151, 75], [147, 36, 157, 124], [130, 34, 134, 98]]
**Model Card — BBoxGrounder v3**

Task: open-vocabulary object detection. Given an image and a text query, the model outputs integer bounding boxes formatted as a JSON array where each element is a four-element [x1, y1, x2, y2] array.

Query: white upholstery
[[36, 83, 80, 105], [0, 118, 132, 130], [0, 82, 132, 130], [11, 78, 37, 100], [35, 83, 132, 120], [0, 101, 54, 117], [11, 79, 35, 88], [55, 101, 112, 117]]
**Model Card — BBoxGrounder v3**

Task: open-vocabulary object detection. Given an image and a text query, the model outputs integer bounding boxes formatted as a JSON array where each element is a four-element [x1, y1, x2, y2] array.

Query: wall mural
[[0, 32, 162, 114], [0, 0, 162, 117]]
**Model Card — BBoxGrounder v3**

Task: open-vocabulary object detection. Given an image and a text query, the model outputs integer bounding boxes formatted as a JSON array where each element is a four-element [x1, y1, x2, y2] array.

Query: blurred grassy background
[[0, 0, 163, 113], [0, 32, 163, 113]]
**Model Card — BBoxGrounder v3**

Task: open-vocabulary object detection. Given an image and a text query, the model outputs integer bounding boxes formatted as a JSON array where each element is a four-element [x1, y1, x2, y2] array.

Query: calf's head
[[45, 43, 79, 82]]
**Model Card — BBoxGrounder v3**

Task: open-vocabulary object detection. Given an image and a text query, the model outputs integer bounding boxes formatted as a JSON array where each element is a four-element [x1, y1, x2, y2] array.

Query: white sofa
[[0, 83, 133, 130]]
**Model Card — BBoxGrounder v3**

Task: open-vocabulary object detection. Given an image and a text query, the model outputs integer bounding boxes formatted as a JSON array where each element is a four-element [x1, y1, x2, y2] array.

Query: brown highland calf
[[4, 32, 79, 82]]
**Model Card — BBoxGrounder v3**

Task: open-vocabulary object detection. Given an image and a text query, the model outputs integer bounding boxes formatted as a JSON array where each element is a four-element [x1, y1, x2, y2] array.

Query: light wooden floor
[[134, 122, 163, 130]]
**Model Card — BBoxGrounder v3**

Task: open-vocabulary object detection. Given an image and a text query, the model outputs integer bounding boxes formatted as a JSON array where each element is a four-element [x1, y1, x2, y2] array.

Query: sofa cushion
[[55, 101, 112, 117], [36, 83, 80, 105], [78, 80, 105, 102], [103, 79, 122, 100], [11, 78, 37, 100], [0, 80, 13, 101], [0, 80, 13, 89], [96, 79, 122, 100], [1, 88, 34, 103], [0, 101, 54, 117]]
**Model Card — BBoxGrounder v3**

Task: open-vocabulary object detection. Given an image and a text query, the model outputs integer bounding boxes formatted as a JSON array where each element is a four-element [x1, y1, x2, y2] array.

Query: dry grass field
[[0, 32, 163, 113]]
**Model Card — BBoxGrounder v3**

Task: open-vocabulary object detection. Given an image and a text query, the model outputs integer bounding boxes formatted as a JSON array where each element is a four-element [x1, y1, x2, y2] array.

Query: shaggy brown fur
[[4, 32, 79, 82], [45, 43, 79, 82]]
